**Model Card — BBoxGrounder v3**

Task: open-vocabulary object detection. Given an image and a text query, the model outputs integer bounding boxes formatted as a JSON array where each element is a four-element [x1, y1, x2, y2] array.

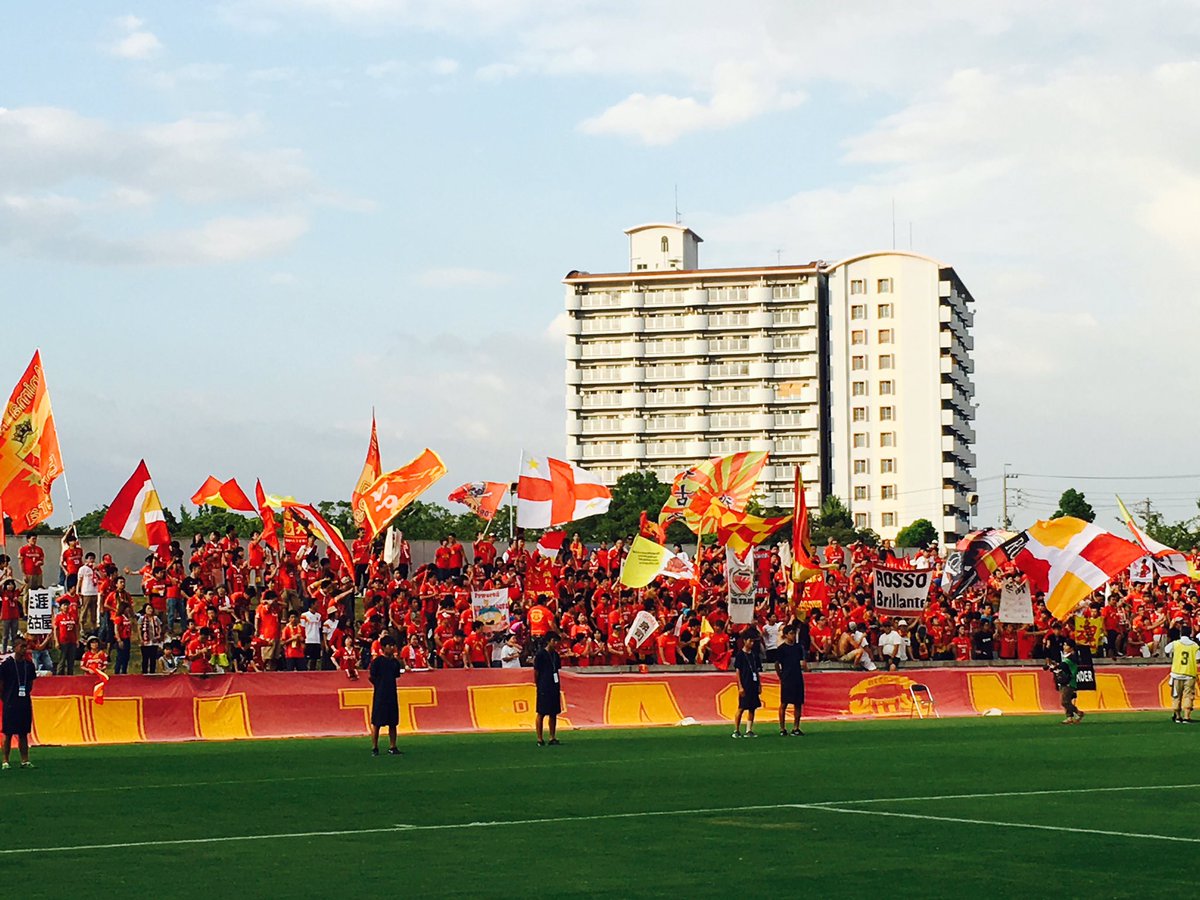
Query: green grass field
[[2, 713, 1196, 897]]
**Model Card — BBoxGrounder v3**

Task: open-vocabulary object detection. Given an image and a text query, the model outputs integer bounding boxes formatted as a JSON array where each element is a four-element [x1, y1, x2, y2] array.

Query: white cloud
[[475, 62, 520, 82], [107, 15, 163, 60], [365, 59, 404, 79], [428, 57, 458, 76], [415, 267, 511, 287], [0, 106, 333, 265]]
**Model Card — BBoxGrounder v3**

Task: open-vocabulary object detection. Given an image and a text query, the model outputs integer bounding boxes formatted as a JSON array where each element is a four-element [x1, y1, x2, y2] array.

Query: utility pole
[[1001, 464, 1017, 530], [1136, 498, 1154, 522]]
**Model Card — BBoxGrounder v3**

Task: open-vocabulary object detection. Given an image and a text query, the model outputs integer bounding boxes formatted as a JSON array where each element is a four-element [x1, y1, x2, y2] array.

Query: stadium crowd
[[1, 528, 1199, 678]]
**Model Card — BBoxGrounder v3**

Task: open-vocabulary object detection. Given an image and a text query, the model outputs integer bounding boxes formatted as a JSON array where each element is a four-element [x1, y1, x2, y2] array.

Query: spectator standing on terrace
[[1, 637, 36, 770], [53, 595, 79, 675], [369, 636, 402, 756], [78, 552, 99, 636], [732, 632, 761, 738], [534, 632, 563, 746], [19, 535, 44, 591], [139, 603, 165, 674]]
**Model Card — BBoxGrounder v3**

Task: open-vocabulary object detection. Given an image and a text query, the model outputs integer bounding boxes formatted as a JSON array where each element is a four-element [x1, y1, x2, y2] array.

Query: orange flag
[[351, 414, 383, 536], [191, 476, 255, 512], [360, 448, 447, 537], [0, 351, 64, 533]]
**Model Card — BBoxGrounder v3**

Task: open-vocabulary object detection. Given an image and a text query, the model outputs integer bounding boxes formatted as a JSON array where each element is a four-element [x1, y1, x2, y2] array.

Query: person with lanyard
[[1, 636, 37, 769], [732, 632, 762, 738], [1046, 640, 1084, 725], [368, 636, 403, 757], [775, 623, 808, 736], [1164, 624, 1198, 724], [534, 631, 563, 746]]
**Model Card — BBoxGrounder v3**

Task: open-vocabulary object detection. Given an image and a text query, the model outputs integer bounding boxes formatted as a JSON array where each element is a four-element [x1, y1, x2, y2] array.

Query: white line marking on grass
[[805, 783, 1200, 807], [1, 750, 748, 799], [805, 805, 1200, 844], [0, 804, 798, 855]]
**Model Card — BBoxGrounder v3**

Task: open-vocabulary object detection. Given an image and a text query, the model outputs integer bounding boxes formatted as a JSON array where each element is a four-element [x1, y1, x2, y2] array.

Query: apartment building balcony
[[580, 341, 645, 361], [581, 416, 646, 436], [773, 308, 818, 329], [644, 338, 709, 358], [939, 329, 975, 354], [580, 365, 644, 386], [581, 391, 644, 411], [643, 313, 708, 333], [708, 361, 775, 380], [645, 440, 710, 458], [708, 412, 775, 431], [708, 386, 775, 405], [644, 362, 710, 382], [644, 388, 710, 408], [940, 408, 977, 443], [645, 414, 708, 434], [580, 442, 647, 461], [578, 290, 644, 312], [942, 461, 974, 485], [580, 316, 644, 336]]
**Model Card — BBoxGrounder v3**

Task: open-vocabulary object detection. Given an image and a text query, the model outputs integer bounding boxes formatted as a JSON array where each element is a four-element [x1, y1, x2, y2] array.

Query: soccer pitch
[[2, 714, 1195, 898]]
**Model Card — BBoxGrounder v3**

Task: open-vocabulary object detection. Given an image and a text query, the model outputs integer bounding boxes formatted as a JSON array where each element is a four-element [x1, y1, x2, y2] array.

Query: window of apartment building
[[881, 512, 897, 528], [636, 263, 647, 270], [852, 407, 868, 422], [853, 486, 869, 501], [878, 303, 893, 318], [853, 432, 869, 448], [851, 355, 867, 371], [773, 335, 807, 350], [879, 380, 894, 395], [878, 329, 893, 344], [855, 513, 871, 528], [851, 330, 867, 345], [881, 485, 897, 500], [878, 354, 894, 369], [879, 406, 895, 421], [851, 304, 866, 320], [850, 279, 866, 294], [853, 459, 870, 475], [880, 458, 896, 473], [877, 278, 893, 293], [852, 381, 867, 396], [880, 432, 896, 447]]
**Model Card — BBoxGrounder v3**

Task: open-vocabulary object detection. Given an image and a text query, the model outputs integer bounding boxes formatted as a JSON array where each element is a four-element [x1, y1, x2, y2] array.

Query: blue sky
[[3, 1, 1199, 530]]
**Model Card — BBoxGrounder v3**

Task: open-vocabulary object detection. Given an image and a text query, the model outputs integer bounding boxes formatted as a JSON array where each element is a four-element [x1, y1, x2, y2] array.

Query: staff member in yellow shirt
[[1164, 625, 1197, 724]]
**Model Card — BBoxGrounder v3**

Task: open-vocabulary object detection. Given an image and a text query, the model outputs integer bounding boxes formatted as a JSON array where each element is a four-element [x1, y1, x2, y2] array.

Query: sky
[[3, 0, 1199, 531]]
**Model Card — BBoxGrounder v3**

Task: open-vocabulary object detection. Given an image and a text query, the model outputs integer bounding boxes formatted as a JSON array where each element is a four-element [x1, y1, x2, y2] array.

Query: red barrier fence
[[14, 665, 1177, 746]]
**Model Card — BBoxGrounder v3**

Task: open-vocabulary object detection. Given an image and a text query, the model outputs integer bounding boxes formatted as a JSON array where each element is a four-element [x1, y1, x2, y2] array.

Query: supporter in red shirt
[[439, 632, 466, 668], [655, 628, 678, 665], [464, 626, 490, 667], [53, 596, 80, 675], [400, 634, 429, 670], [706, 621, 733, 671], [254, 591, 282, 670], [19, 535, 45, 588], [950, 625, 972, 661], [281, 613, 306, 671], [187, 628, 215, 675]]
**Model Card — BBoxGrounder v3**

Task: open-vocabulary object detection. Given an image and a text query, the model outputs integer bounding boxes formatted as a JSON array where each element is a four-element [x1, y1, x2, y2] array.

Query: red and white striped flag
[[101, 460, 170, 552], [515, 452, 611, 529], [536, 530, 566, 559]]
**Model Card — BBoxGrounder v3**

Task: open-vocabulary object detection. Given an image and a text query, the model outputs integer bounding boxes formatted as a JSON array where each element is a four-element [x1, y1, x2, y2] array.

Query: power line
[[1010, 471, 1200, 481]]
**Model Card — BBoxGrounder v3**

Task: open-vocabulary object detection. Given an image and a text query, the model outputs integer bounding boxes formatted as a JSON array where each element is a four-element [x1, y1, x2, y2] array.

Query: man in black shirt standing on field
[[732, 632, 762, 738], [775, 623, 808, 736], [534, 632, 563, 747]]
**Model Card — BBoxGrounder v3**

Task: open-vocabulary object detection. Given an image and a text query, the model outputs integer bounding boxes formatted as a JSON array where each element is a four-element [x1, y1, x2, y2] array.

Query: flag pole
[[60, 471, 78, 531]]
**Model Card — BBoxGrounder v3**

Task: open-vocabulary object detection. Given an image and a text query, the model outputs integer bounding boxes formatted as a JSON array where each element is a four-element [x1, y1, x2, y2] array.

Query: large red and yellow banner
[[0, 351, 63, 532], [12, 665, 1180, 747]]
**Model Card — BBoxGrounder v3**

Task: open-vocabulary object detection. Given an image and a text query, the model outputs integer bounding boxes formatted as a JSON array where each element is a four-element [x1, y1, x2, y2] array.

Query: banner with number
[[873, 566, 932, 615], [998, 579, 1034, 624], [726, 546, 756, 625], [470, 588, 510, 633], [25, 586, 62, 635]]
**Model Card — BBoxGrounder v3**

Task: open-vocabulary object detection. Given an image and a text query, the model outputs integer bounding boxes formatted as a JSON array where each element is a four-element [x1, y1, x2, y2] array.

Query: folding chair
[[909, 683, 939, 719]]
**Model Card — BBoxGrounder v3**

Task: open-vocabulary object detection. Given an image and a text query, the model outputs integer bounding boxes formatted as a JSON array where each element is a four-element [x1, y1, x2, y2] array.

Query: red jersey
[[53, 608, 79, 645], [255, 603, 280, 641], [281, 624, 305, 658], [81, 649, 108, 673], [19, 544, 44, 576], [707, 632, 732, 670], [400, 644, 429, 669], [528, 604, 552, 637], [474, 540, 497, 566], [439, 639, 464, 668], [447, 542, 465, 569], [62, 546, 83, 576], [186, 638, 212, 674]]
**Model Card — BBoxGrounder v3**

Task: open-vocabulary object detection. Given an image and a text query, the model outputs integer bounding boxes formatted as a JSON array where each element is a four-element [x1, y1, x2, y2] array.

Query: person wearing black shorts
[[775, 623, 807, 736], [368, 637, 403, 757], [534, 632, 563, 746], [732, 632, 762, 738]]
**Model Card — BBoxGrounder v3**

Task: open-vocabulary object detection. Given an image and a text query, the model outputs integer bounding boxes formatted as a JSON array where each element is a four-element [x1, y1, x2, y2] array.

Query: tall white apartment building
[[563, 223, 976, 543]]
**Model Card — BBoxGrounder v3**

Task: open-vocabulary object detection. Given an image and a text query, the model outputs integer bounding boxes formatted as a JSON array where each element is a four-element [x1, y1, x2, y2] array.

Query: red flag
[[0, 351, 64, 532], [639, 511, 667, 544], [191, 476, 255, 512], [351, 414, 383, 536], [516, 452, 611, 528], [536, 530, 566, 559], [255, 479, 279, 552], [790, 468, 822, 583], [448, 481, 508, 521]]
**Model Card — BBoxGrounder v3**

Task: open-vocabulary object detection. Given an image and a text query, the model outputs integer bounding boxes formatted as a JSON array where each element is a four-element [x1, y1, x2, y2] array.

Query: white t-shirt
[[500, 643, 522, 668], [762, 622, 783, 651], [78, 564, 98, 596], [879, 631, 902, 658], [300, 610, 322, 644]]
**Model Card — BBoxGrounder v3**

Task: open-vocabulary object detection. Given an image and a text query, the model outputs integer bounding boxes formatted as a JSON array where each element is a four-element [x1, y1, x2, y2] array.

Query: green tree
[[574, 470, 671, 543], [1144, 502, 1200, 551], [1052, 488, 1095, 523], [389, 500, 461, 541], [810, 495, 879, 547], [895, 518, 938, 548], [72, 506, 110, 537], [316, 500, 357, 538]]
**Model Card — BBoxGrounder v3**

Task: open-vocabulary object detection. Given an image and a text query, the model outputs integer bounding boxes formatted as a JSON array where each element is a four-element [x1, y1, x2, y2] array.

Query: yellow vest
[[1172, 640, 1198, 678]]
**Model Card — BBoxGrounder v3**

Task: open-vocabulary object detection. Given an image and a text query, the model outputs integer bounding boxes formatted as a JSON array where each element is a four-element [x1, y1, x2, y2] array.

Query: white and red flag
[[515, 452, 611, 529], [536, 530, 566, 559], [101, 460, 170, 553]]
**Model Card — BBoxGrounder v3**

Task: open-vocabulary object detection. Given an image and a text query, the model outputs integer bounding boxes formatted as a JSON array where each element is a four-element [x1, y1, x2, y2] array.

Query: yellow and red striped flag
[[713, 501, 791, 560], [0, 351, 64, 533], [101, 460, 170, 552], [660, 451, 768, 533], [191, 476, 255, 512]]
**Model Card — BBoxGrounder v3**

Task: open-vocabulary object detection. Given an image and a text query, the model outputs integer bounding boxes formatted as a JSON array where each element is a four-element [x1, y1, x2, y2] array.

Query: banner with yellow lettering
[[0, 351, 64, 532]]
